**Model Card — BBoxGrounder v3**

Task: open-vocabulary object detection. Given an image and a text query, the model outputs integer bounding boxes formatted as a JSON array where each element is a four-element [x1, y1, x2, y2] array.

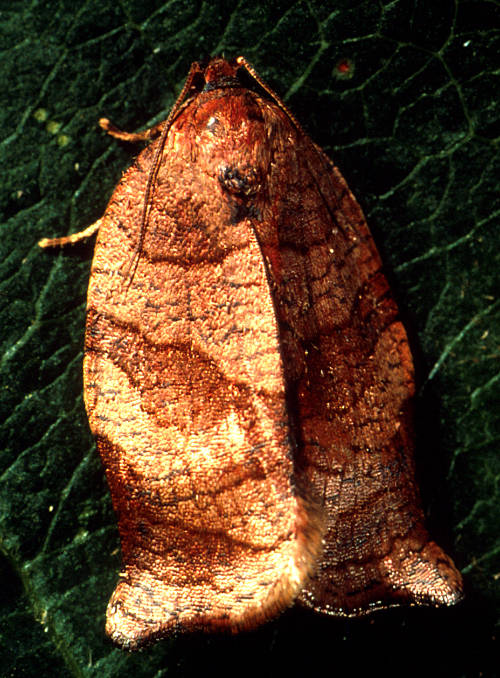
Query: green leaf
[[1, 0, 499, 675]]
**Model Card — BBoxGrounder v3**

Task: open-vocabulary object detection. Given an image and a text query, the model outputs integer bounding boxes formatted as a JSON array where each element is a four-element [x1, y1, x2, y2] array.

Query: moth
[[40, 56, 463, 650]]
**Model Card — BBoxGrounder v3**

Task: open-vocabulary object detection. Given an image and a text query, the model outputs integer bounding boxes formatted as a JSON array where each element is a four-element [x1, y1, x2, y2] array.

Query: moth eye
[[206, 116, 221, 133]]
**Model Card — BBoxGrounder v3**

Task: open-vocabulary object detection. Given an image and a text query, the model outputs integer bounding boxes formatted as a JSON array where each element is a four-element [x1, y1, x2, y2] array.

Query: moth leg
[[99, 118, 164, 142], [38, 218, 102, 248]]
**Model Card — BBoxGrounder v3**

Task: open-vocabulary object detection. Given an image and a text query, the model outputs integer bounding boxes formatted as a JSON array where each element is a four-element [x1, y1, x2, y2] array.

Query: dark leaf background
[[1, 0, 499, 676]]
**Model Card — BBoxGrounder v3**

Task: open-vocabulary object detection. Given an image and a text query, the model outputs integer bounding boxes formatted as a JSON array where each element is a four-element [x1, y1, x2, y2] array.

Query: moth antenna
[[125, 61, 207, 287], [235, 56, 308, 138]]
